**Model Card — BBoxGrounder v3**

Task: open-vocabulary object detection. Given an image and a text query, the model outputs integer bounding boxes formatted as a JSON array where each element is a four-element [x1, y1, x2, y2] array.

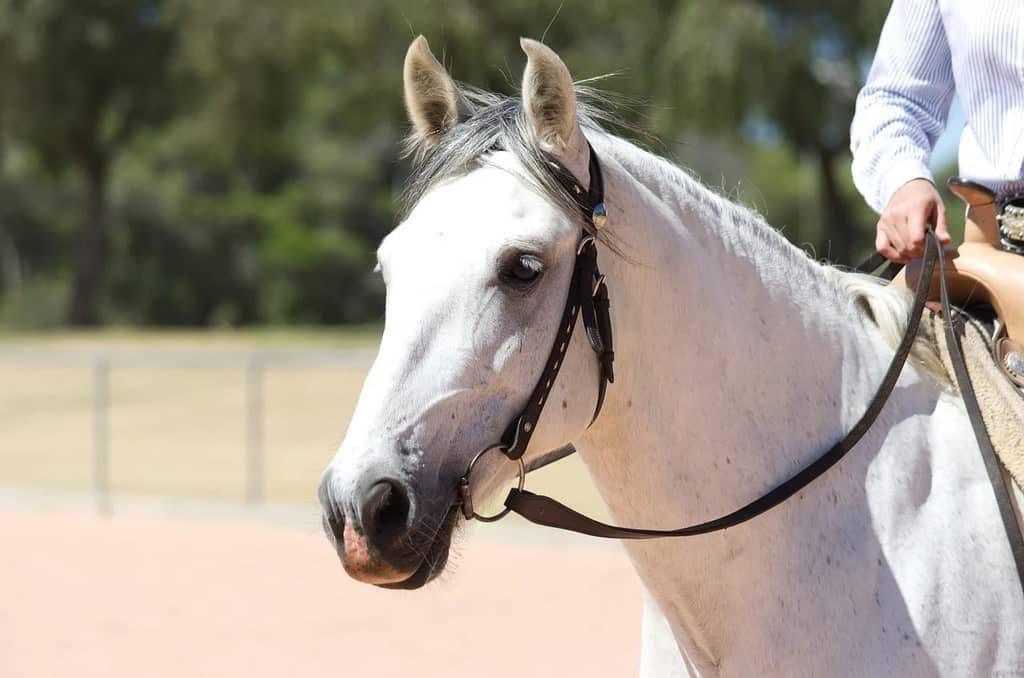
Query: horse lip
[[377, 504, 459, 590]]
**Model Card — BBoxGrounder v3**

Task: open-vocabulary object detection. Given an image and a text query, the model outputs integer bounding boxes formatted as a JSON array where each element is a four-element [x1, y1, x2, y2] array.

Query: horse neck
[[583, 134, 897, 506], [576, 135, 935, 661]]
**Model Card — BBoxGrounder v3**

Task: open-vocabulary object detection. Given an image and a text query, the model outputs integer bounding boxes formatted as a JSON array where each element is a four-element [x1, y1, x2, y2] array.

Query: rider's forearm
[[849, 0, 954, 213]]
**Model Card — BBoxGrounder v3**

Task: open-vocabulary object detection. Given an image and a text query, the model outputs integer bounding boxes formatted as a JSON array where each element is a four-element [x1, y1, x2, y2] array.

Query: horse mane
[[841, 272, 948, 384], [400, 84, 633, 253], [399, 84, 948, 385]]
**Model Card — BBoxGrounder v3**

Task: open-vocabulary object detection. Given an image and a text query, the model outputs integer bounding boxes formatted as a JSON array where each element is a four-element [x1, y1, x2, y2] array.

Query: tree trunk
[[66, 150, 108, 326], [816, 146, 856, 264]]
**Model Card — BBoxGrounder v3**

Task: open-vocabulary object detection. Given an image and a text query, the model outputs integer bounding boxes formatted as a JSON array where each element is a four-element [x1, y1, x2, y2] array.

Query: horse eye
[[502, 254, 543, 287]]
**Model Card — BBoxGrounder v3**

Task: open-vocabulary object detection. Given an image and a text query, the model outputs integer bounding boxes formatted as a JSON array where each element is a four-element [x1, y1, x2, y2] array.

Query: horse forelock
[[399, 85, 626, 253]]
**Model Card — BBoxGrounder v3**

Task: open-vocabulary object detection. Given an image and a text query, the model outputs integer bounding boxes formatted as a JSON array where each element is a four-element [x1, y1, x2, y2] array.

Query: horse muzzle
[[318, 466, 458, 589]]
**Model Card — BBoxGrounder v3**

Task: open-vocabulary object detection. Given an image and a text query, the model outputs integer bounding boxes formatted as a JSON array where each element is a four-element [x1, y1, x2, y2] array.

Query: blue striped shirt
[[851, 0, 1024, 212]]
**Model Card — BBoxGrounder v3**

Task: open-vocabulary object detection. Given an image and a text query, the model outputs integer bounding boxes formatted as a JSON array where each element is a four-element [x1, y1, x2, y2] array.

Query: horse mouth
[[377, 504, 460, 590]]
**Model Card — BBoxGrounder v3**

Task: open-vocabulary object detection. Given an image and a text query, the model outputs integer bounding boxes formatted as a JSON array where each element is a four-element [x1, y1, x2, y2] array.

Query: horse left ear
[[520, 38, 586, 165], [404, 36, 470, 150]]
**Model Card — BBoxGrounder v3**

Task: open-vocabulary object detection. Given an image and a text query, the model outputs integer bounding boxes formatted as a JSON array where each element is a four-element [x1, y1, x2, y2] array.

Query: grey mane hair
[[400, 85, 630, 253]]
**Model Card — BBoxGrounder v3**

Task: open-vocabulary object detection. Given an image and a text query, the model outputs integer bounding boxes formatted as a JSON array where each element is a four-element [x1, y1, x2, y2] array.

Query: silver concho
[[592, 202, 608, 231], [998, 204, 1024, 241], [1006, 350, 1024, 381]]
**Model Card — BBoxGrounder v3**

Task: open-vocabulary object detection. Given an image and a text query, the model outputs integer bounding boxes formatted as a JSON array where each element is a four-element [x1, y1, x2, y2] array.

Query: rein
[[454, 144, 1024, 594]]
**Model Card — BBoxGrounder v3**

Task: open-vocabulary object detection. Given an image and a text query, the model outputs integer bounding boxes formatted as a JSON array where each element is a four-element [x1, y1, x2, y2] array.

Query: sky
[[930, 96, 964, 171]]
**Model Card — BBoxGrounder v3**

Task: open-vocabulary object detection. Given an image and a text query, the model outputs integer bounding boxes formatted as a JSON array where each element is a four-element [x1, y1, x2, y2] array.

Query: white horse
[[318, 37, 1024, 676]]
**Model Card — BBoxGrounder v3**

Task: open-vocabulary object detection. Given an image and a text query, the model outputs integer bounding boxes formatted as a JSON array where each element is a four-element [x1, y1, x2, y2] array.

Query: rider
[[850, 0, 1024, 264]]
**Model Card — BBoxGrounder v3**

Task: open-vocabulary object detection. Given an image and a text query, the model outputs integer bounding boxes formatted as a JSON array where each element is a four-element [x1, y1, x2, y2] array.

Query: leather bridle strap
[[504, 230, 1023, 569], [854, 252, 904, 281], [499, 144, 614, 460]]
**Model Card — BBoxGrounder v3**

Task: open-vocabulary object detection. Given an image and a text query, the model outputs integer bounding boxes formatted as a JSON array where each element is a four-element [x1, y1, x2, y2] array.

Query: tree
[[644, 0, 890, 261], [0, 0, 179, 324], [0, 1, 894, 328]]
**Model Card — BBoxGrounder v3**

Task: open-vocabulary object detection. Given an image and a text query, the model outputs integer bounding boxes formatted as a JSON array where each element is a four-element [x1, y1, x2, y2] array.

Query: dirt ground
[[0, 506, 640, 678]]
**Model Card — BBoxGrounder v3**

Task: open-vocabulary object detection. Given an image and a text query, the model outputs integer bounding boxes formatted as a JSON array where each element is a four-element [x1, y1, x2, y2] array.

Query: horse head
[[317, 37, 606, 588]]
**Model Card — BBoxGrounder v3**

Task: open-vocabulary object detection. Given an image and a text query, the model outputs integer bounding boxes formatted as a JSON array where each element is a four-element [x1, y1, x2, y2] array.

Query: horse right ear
[[403, 36, 469, 150]]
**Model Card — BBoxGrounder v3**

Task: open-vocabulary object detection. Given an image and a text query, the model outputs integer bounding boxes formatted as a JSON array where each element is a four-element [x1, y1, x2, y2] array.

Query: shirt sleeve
[[850, 0, 956, 213]]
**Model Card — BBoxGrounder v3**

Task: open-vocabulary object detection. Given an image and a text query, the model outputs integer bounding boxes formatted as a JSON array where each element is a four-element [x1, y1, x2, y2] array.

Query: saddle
[[894, 177, 1024, 389], [920, 307, 1024, 488]]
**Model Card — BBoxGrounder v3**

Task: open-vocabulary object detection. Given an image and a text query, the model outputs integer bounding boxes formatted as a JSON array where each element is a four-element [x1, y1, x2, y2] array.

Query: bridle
[[457, 141, 614, 522], [453, 139, 1024, 595]]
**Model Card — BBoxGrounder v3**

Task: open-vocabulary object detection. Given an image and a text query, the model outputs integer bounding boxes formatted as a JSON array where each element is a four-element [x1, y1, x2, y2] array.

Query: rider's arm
[[850, 0, 955, 214]]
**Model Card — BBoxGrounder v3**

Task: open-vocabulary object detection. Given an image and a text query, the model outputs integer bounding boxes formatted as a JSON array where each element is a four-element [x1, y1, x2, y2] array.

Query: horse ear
[[403, 36, 468, 148], [520, 38, 584, 158]]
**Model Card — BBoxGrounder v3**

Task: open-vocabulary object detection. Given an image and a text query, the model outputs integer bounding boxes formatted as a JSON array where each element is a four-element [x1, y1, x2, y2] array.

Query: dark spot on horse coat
[[562, 399, 568, 410]]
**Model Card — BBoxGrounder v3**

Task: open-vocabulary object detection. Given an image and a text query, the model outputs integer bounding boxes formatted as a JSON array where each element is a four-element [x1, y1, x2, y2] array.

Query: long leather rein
[[454, 144, 1024, 594]]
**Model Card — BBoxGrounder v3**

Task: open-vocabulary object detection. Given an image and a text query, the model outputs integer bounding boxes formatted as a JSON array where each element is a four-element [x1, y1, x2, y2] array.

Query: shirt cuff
[[878, 158, 934, 212]]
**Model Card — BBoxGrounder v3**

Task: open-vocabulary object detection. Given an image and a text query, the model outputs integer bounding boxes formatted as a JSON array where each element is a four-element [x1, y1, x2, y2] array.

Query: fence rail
[[0, 347, 377, 512]]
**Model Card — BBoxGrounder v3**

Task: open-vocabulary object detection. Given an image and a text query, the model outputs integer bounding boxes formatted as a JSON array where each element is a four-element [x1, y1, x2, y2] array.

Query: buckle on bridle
[[457, 445, 526, 522], [577, 235, 596, 255]]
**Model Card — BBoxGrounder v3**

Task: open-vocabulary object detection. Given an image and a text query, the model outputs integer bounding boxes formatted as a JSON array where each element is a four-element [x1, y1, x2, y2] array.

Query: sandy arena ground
[[1, 336, 636, 676], [0, 505, 640, 678]]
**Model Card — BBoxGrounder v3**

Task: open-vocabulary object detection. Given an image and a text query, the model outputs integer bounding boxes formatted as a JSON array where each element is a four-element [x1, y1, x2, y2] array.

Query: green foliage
[[0, 0, 895, 328], [0, 0, 180, 171]]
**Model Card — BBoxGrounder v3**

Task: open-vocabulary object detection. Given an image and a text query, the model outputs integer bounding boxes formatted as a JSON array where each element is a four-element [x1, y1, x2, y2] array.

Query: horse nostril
[[324, 510, 345, 545], [318, 467, 347, 546], [359, 479, 411, 546]]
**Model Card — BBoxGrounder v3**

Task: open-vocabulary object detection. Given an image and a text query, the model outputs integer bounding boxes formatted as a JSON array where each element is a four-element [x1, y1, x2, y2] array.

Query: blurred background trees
[[0, 0, 903, 328]]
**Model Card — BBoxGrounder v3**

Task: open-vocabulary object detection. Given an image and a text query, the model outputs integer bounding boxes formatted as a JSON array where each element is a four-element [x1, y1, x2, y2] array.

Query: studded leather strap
[[501, 240, 594, 458], [500, 144, 614, 459]]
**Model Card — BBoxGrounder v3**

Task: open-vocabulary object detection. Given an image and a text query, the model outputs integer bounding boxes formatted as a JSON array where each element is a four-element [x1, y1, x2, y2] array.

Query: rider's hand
[[876, 178, 952, 263]]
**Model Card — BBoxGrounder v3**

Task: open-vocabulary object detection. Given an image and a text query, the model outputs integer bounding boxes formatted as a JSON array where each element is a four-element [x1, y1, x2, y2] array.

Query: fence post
[[93, 358, 111, 515], [245, 356, 264, 503]]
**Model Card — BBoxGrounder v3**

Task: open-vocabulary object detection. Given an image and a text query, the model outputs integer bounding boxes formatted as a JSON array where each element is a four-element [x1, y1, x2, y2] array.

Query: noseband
[[453, 140, 1024, 597]]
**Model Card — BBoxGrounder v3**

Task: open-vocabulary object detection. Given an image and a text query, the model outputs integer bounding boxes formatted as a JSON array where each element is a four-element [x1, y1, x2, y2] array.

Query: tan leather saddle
[[894, 177, 1024, 388]]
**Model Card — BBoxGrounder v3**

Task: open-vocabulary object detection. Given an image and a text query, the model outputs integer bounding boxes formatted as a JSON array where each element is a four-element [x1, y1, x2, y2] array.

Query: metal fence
[[0, 347, 377, 512]]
